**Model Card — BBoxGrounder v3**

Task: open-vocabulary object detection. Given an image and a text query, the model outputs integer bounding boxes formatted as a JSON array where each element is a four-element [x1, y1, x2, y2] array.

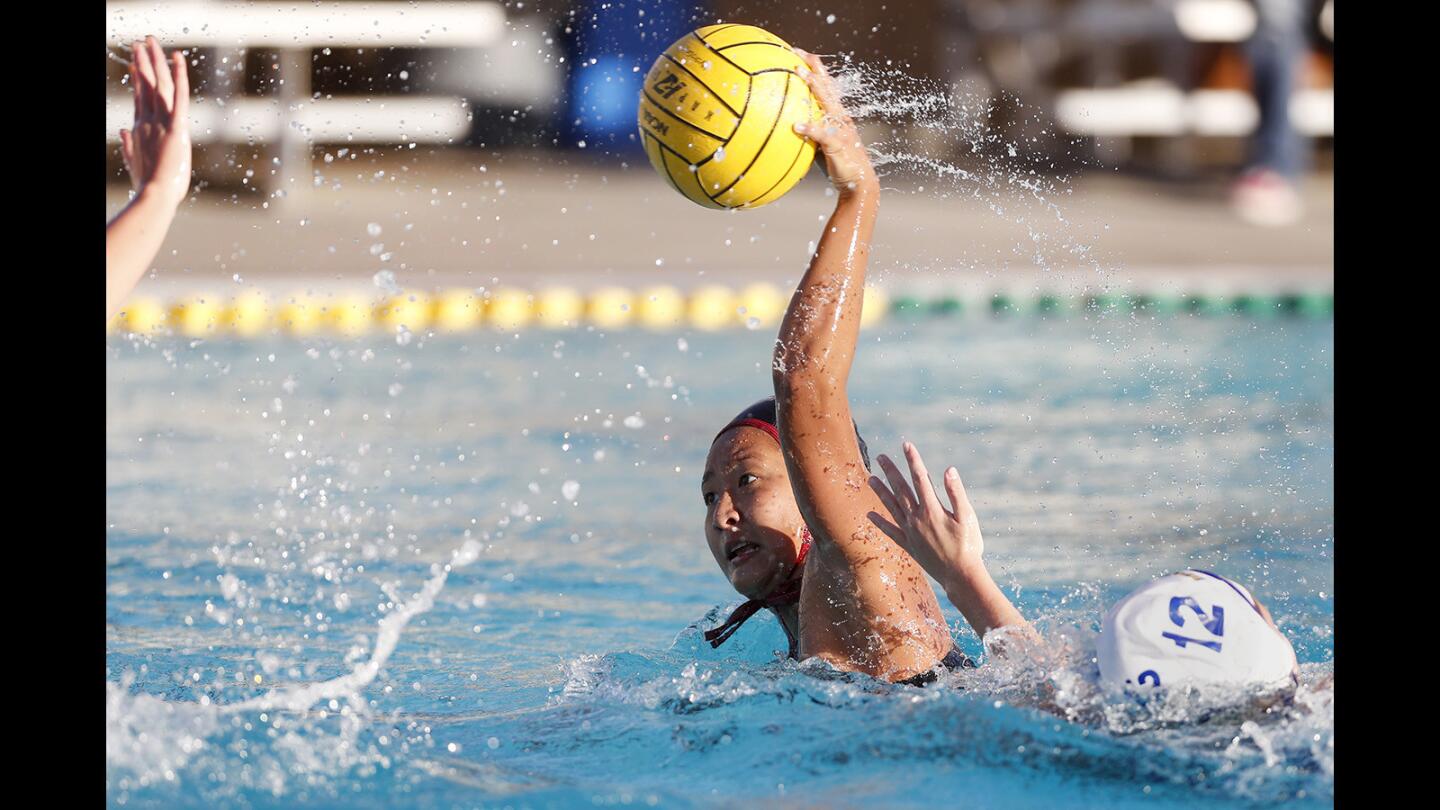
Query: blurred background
[[104, 0, 1334, 295]]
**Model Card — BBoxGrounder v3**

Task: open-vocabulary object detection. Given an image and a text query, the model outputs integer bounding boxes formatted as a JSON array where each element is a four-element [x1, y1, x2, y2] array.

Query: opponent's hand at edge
[[120, 36, 191, 208]]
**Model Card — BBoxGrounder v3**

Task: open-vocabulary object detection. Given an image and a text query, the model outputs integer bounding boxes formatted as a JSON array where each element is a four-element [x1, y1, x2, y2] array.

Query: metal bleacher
[[104, 1, 524, 202]]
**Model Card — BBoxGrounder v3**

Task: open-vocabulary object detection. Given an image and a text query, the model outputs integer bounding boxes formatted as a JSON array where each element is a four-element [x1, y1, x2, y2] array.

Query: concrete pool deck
[[108, 151, 1333, 298]]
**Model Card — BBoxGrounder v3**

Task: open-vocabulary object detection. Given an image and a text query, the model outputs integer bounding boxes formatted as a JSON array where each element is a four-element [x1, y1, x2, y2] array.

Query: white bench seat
[[106, 1, 504, 48], [1056, 83, 1334, 137], [105, 95, 473, 144]]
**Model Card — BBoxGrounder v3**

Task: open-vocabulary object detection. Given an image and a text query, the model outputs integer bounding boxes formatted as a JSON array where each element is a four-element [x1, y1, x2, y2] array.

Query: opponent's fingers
[[130, 47, 148, 121], [127, 60, 141, 122], [876, 453, 918, 515], [171, 50, 190, 123], [148, 37, 174, 114], [865, 510, 909, 549], [902, 441, 944, 517], [942, 466, 973, 520], [131, 42, 155, 120], [867, 474, 904, 524]]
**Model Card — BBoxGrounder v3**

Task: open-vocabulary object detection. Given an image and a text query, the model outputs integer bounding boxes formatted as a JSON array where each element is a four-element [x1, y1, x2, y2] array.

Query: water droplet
[[562, 480, 581, 501], [373, 270, 400, 294], [366, 222, 382, 237]]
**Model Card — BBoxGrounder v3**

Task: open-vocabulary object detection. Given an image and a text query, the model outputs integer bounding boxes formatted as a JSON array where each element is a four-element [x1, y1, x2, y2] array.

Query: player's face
[[701, 428, 806, 599]]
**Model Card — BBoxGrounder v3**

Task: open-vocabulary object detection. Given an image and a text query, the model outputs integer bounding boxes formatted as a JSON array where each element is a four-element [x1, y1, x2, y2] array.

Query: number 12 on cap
[[1163, 596, 1225, 652]]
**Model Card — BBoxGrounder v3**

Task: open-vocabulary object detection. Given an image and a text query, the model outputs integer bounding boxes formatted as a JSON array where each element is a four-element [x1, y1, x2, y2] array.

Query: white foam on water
[[106, 539, 484, 795], [560, 597, 1331, 802]]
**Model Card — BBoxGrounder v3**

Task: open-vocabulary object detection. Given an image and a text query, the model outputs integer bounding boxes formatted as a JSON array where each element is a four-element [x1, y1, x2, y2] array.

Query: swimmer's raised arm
[[773, 50, 952, 680], [106, 38, 191, 321], [866, 442, 1029, 644]]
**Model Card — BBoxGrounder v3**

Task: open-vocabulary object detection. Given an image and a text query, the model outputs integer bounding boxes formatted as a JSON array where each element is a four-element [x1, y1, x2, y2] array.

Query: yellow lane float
[[434, 288, 483, 332]]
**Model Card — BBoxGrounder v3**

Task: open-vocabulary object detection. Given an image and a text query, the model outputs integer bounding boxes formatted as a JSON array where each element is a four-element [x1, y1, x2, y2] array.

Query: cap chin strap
[[703, 527, 812, 658]]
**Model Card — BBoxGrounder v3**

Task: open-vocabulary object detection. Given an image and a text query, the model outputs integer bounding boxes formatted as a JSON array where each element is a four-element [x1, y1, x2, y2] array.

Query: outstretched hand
[[867, 441, 1030, 645], [790, 49, 876, 196], [106, 36, 193, 321], [120, 36, 191, 207], [867, 441, 985, 586]]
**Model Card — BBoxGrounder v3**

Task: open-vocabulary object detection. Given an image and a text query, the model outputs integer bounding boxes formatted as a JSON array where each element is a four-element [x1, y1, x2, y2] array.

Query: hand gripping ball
[[638, 24, 820, 209]]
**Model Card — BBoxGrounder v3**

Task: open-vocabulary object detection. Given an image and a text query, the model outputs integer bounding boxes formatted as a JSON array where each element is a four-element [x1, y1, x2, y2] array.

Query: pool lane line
[[108, 286, 1335, 337]]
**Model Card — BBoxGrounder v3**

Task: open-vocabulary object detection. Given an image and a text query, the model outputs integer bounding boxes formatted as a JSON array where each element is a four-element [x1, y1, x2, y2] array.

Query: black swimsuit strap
[[894, 646, 976, 687], [783, 644, 974, 685]]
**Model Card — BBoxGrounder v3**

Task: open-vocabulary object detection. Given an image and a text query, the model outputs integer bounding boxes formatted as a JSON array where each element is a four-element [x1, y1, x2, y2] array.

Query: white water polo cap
[[1097, 570, 1298, 691]]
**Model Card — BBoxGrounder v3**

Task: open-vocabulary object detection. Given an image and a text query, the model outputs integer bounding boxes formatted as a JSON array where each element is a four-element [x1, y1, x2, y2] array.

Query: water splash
[[107, 540, 483, 796], [547, 596, 1332, 805], [372, 269, 401, 295], [832, 57, 1109, 278]]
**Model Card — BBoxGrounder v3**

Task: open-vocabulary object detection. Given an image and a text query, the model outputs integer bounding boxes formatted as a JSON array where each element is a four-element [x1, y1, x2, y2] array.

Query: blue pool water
[[106, 315, 1333, 807]]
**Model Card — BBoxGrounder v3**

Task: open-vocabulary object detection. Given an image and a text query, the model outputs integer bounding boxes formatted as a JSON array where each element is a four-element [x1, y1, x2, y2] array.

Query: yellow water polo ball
[[638, 24, 820, 209]]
